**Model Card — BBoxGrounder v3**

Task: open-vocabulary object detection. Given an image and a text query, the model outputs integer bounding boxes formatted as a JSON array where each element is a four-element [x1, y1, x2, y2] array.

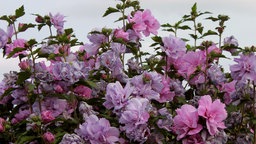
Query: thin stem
[[253, 83, 256, 144], [165, 56, 168, 78], [138, 47, 143, 67], [193, 20, 197, 48], [13, 23, 18, 40], [49, 26, 53, 37]]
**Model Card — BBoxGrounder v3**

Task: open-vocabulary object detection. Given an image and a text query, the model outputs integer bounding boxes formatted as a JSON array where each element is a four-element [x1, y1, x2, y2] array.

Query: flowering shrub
[[0, 1, 255, 143]]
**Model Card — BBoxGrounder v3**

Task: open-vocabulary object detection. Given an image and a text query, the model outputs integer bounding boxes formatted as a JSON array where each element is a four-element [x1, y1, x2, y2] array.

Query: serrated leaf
[[0, 87, 15, 100], [209, 51, 227, 59], [27, 39, 37, 46], [37, 23, 45, 31], [0, 15, 13, 24], [65, 28, 73, 35], [178, 25, 191, 30], [85, 80, 97, 88], [15, 5, 25, 18], [206, 16, 219, 21], [114, 15, 127, 22], [197, 26, 204, 35], [189, 34, 197, 40], [201, 30, 218, 38], [16, 71, 31, 85], [183, 14, 190, 19], [103, 7, 119, 17], [191, 3, 197, 14], [161, 23, 172, 27], [162, 28, 175, 33], [18, 23, 35, 32], [151, 36, 162, 43], [7, 47, 25, 58], [16, 135, 37, 144]]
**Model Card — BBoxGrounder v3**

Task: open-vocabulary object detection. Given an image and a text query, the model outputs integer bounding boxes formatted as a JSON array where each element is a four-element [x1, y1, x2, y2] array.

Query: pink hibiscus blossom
[[198, 95, 227, 135], [73, 85, 92, 99], [172, 104, 203, 140], [128, 9, 160, 37]]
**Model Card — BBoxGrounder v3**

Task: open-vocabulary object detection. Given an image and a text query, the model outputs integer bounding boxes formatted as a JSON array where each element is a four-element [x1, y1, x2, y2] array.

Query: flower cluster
[[0, 1, 255, 144]]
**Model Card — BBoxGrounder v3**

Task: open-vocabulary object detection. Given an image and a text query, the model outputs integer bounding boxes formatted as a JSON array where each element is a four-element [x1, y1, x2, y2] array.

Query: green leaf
[[27, 39, 37, 46], [191, 3, 197, 14], [151, 36, 162, 44], [16, 136, 37, 144], [197, 26, 204, 35], [161, 23, 172, 27], [16, 72, 31, 85], [64, 28, 73, 35], [37, 23, 46, 31], [85, 80, 97, 88], [7, 47, 25, 58], [0, 87, 15, 100], [189, 34, 197, 40], [178, 25, 191, 30], [209, 51, 227, 59], [18, 23, 35, 32], [201, 30, 218, 38], [114, 15, 127, 22], [206, 16, 219, 22], [0, 15, 13, 24], [15, 5, 25, 18], [103, 7, 119, 17]]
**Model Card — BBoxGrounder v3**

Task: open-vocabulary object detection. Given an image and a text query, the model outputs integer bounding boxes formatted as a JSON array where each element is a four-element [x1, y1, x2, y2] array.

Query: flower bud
[[19, 60, 30, 70], [35, 15, 44, 23], [41, 110, 55, 123], [43, 132, 55, 144]]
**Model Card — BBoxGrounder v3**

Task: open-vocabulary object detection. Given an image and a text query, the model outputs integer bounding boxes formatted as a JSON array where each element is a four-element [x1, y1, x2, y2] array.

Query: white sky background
[[0, 0, 256, 79]]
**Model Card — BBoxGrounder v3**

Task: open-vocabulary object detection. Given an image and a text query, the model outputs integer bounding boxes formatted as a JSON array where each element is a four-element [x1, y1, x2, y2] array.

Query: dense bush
[[0, 1, 255, 143]]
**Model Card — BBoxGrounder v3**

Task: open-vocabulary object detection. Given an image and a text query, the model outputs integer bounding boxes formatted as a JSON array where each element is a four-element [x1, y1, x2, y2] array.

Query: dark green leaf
[[64, 28, 73, 35], [191, 3, 197, 14], [0, 15, 13, 24], [114, 15, 127, 22], [206, 16, 219, 21], [18, 23, 35, 32], [7, 47, 25, 58], [197, 26, 204, 35], [0, 87, 15, 100], [16, 72, 31, 85], [151, 36, 162, 44], [103, 7, 119, 17], [15, 5, 25, 18], [37, 23, 46, 31], [178, 25, 191, 30], [189, 34, 197, 40], [17, 136, 37, 144], [182, 14, 190, 19], [201, 30, 218, 38], [27, 39, 37, 46], [161, 23, 172, 27]]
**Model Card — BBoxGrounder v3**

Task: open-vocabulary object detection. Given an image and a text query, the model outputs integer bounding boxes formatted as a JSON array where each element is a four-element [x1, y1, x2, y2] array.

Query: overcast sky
[[0, 0, 256, 79]]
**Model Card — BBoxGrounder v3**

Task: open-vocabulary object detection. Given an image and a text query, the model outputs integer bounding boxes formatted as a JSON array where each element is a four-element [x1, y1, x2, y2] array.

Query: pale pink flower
[[114, 28, 129, 41], [41, 110, 55, 123], [104, 81, 133, 111], [172, 104, 203, 140], [119, 97, 151, 132], [128, 9, 160, 37], [5, 39, 27, 58], [198, 95, 227, 135], [221, 80, 236, 104]]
